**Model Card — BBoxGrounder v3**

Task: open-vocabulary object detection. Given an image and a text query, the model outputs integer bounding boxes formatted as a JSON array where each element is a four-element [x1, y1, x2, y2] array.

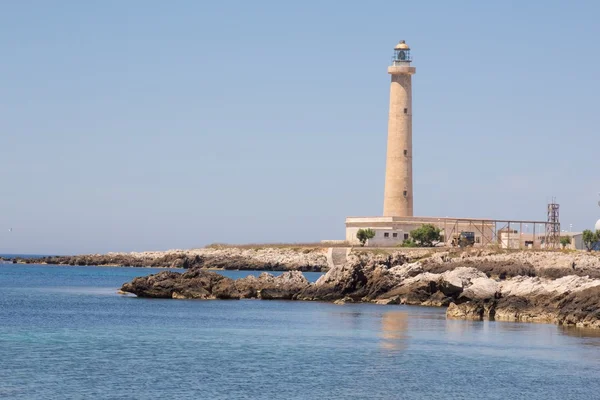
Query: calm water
[[1, 265, 600, 399]]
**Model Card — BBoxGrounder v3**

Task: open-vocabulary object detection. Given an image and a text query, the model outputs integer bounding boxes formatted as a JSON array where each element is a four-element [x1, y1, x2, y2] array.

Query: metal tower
[[545, 201, 560, 249]]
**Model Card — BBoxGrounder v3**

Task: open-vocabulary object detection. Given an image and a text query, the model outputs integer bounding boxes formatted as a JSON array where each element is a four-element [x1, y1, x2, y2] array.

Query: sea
[[1, 264, 600, 399]]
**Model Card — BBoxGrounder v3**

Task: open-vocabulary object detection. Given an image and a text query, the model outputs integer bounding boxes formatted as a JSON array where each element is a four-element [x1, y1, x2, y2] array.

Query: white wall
[[367, 229, 409, 246], [346, 227, 409, 246]]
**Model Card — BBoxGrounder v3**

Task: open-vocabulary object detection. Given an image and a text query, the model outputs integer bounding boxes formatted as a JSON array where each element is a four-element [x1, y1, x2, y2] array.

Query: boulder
[[422, 291, 453, 307], [460, 277, 500, 301], [298, 253, 401, 301], [257, 271, 310, 300], [446, 302, 486, 320], [334, 296, 354, 305], [374, 297, 400, 305]]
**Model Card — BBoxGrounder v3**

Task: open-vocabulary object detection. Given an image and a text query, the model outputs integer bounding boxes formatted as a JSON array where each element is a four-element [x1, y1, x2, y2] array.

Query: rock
[[25, 246, 330, 271], [120, 269, 310, 301], [121, 270, 239, 299], [120, 271, 183, 298], [378, 267, 485, 305], [447, 302, 485, 320], [379, 273, 438, 305], [298, 253, 401, 301], [499, 275, 600, 297], [374, 297, 400, 305], [257, 271, 310, 300], [422, 291, 453, 307], [334, 296, 355, 305], [441, 267, 487, 287], [556, 286, 600, 328], [430, 252, 450, 264], [438, 276, 463, 297], [389, 262, 424, 279], [460, 277, 500, 300]]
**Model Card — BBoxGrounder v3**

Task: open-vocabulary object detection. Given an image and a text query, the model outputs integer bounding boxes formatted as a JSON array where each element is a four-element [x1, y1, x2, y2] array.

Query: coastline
[[118, 247, 600, 329], [9, 245, 600, 329], [7, 245, 331, 272]]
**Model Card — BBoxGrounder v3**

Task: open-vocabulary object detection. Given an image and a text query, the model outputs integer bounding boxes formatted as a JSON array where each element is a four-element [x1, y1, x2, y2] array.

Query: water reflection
[[326, 309, 366, 332], [444, 318, 482, 339], [380, 311, 409, 352], [40, 287, 118, 296], [559, 326, 600, 341]]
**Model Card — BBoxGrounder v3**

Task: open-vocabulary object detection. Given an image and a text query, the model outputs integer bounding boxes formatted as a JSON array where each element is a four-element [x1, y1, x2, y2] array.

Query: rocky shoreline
[[11, 246, 330, 272], [121, 249, 600, 329]]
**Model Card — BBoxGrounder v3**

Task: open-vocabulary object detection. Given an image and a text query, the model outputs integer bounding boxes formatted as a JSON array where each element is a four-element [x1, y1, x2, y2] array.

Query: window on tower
[[403, 191, 408, 197], [404, 108, 408, 114], [404, 150, 408, 156]]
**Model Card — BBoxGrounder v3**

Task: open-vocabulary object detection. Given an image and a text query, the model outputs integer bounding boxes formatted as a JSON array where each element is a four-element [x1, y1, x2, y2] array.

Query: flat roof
[[345, 216, 555, 225]]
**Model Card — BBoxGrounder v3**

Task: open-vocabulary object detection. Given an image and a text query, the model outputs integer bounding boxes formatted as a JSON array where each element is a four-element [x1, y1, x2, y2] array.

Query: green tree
[[560, 236, 572, 248], [356, 228, 376, 247], [582, 230, 600, 251], [410, 224, 442, 247]]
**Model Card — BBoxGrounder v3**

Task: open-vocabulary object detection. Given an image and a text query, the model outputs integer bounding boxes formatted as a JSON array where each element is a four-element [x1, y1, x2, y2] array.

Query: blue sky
[[1, 0, 599, 254]]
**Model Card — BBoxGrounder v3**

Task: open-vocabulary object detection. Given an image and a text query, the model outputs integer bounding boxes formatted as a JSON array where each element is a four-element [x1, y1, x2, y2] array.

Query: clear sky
[[1, 0, 599, 254]]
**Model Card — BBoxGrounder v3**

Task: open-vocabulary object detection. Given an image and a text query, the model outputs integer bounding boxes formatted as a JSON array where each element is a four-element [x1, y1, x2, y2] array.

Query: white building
[[346, 216, 494, 247]]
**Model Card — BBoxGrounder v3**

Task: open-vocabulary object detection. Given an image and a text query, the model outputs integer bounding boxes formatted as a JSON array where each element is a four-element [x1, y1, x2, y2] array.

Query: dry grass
[[203, 242, 350, 250]]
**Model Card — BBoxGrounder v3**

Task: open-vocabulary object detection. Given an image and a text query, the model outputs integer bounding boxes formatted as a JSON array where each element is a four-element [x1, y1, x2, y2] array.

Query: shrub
[[560, 236, 572, 248], [399, 238, 417, 248], [410, 224, 442, 247], [356, 228, 376, 247]]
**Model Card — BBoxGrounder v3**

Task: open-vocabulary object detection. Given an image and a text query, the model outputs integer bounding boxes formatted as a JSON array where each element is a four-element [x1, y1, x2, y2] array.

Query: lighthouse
[[341, 40, 555, 248], [383, 40, 416, 217]]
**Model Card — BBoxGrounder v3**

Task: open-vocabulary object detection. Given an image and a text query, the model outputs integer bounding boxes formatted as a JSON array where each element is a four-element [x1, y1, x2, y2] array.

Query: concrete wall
[[499, 232, 521, 249], [497, 232, 584, 250], [572, 234, 584, 250]]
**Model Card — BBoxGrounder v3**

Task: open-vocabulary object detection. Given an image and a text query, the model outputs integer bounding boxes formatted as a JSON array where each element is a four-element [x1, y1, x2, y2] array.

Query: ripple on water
[[1, 264, 600, 399]]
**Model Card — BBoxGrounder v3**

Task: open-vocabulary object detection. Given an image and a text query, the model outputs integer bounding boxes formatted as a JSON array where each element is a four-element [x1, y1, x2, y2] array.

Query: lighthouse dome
[[395, 40, 410, 50]]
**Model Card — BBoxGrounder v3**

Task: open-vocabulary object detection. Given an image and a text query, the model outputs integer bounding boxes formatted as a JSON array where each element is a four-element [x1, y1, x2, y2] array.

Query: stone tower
[[383, 40, 416, 217]]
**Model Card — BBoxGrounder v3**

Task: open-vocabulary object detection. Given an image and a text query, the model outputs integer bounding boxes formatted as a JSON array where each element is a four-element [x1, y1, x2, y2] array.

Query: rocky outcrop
[[447, 283, 600, 328], [20, 247, 330, 272], [120, 248, 600, 329], [296, 253, 405, 302], [423, 250, 600, 279], [121, 269, 311, 300]]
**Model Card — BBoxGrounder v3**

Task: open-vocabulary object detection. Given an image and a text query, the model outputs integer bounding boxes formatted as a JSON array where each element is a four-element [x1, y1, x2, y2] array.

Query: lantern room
[[392, 40, 411, 66]]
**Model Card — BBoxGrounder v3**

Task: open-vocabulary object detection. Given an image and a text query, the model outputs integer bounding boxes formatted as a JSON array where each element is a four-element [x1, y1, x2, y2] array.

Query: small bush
[[560, 236, 572, 248], [399, 239, 417, 248], [356, 228, 376, 247]]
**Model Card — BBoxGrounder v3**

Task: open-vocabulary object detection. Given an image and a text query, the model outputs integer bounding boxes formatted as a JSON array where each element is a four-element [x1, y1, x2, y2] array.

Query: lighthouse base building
[[344, 216, 495, 247]]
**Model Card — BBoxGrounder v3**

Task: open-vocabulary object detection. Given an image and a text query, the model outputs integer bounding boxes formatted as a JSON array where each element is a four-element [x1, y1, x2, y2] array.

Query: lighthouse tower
[[383, 40, 416, 217]]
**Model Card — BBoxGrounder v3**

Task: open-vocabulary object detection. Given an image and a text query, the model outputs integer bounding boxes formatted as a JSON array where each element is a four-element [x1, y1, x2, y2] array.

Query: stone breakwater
[[121, 249, 600, 329], [20, 247, 329, 272]]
